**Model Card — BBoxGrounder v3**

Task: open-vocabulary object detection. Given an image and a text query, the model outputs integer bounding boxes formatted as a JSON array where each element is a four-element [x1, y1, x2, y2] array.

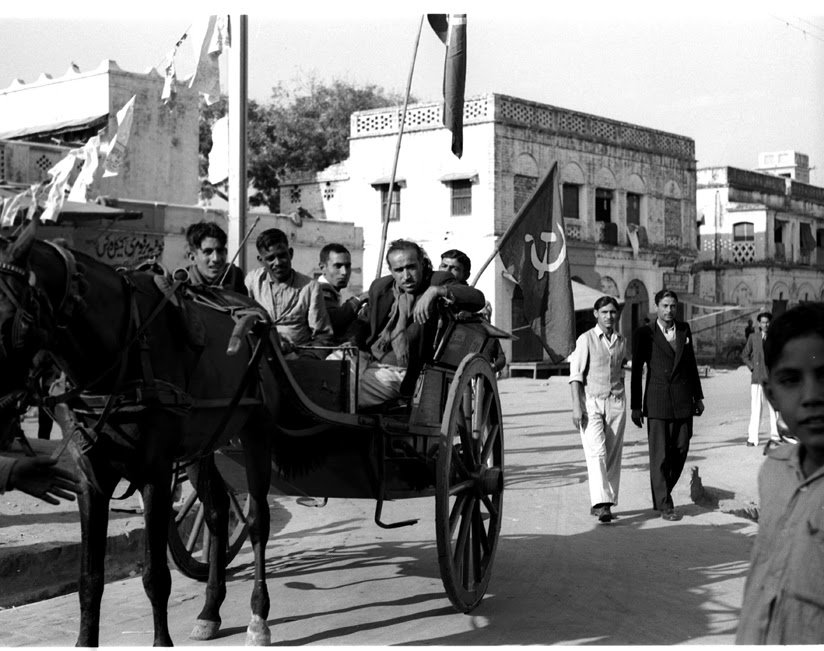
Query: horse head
[[0, 218, 43, 405]]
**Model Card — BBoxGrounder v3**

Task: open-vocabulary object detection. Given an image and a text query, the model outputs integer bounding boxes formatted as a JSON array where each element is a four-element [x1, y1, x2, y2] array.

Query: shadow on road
[[220, 511, 752, 645]]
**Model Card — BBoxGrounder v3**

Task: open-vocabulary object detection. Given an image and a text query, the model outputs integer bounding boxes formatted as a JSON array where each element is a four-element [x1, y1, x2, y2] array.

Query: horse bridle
[[0, 242, 79, 414]]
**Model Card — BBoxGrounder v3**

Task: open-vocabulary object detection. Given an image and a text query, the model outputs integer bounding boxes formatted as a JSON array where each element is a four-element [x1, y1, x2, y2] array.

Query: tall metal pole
[[228, 14, 248, 271], [374, 15, 425, 280]]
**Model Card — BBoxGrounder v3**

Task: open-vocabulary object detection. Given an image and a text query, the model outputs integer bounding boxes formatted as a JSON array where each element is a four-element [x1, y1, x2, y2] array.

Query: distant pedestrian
[[741, 312, 780, 449], [569, 296, 626, 523], [736, 302, 824, 644], [630, 289, 704, 521]]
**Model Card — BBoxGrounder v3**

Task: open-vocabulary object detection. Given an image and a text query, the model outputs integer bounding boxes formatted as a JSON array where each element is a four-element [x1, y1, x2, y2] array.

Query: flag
[[68, 135, 101, 203], [41, 153, 78, 222], [428, 14, 467, 158], [189, 15, 227, 106], [103, 95, 136, 178], [498, 162, 575, 361], [626, 223, 640, 258], [207, 115, 230, 185]]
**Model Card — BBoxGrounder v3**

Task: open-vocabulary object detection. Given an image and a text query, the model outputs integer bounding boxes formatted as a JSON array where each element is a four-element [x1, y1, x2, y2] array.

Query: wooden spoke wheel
[[436, 354, 504, 613], [167, 451, 251, 581]]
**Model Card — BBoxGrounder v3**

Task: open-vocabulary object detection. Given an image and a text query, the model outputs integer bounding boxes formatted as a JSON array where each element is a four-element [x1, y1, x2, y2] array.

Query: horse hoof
[[245, 614, 271, 646], [190, 619, 221, 641]]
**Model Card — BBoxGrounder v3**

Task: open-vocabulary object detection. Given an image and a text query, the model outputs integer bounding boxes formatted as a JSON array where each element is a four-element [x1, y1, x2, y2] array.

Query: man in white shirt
[[569, 296, 626, 523], [245, 228, 333, 358]]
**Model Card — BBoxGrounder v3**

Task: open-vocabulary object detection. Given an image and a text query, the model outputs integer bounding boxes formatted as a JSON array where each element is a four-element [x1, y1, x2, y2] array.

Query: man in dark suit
[[346, 239, 485, 408], [630, 289, 704, 521]]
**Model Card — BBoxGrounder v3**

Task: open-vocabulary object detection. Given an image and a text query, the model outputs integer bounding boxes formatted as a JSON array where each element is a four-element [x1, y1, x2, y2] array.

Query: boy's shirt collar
[[771, 442, 824, 483]]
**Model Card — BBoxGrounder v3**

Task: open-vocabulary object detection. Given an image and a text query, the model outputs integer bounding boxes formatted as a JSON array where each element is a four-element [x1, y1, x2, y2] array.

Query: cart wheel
[[167, 452, 251, 581], [436, 353, 504, 613]]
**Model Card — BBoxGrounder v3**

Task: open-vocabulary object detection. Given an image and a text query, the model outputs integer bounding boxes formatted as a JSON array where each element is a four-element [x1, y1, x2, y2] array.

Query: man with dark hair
[[318, 243, 368, 342], [184, 221, 246, 294], [439, 249, 472, 283], [569, 296, 626, 523], [742, 311, 780, 449], [245, 228, 333, 357], [345, 239, 485, 408], [630, 289, 704, 521]]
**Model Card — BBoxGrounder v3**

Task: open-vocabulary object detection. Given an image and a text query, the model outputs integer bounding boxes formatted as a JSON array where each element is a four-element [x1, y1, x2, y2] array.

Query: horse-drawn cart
[[168, 311, 508, 613]]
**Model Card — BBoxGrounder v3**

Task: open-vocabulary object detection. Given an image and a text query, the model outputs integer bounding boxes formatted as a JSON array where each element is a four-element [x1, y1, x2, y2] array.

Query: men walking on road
[[568, 296, 626, 523], [741, 311, 780, 449], [630, 289, 704, 521]]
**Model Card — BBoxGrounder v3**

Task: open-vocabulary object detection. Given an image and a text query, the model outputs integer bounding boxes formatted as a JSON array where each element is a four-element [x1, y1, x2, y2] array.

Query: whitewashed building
[[281, 93, 699, 362]]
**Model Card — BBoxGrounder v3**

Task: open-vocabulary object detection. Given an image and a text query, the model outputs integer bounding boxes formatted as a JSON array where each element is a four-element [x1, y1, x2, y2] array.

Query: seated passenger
[[317, 243, 368, 343], [184, 221, 247, 294], [245, 228, 334, 358], [342, 239, 485, 409], [440, 248, 506, 371]]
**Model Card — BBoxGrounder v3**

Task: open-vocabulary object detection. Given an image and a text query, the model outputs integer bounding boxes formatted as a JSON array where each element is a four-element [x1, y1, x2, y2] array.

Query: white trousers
[[579, 394, 626, 507], [748, 383, 779, 445]]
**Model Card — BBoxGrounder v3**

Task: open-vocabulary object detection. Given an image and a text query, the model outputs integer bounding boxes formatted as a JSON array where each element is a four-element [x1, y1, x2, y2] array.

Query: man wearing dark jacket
[[345, 239, 485, 408], [630, 289, 704, 521]]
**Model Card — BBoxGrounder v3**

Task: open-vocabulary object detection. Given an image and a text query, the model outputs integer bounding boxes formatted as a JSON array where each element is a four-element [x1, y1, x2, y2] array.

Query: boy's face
[[190, 236, 227, 282], [765, 334, 824, 467], [320, 251, 352, 290], [758, 316, 770, 333], [258, 243, 293, 282]]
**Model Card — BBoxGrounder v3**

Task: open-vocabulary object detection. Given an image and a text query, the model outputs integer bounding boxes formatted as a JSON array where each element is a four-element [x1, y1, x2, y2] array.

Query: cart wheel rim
[[436, 354, 504, 612], [167, 455, 251, 581]]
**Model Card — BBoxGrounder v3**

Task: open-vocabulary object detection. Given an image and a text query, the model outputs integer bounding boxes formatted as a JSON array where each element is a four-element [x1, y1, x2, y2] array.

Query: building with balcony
[[0, 59, 200, 205], [695, 151, 824, 359], [280, 93, 698, 362]]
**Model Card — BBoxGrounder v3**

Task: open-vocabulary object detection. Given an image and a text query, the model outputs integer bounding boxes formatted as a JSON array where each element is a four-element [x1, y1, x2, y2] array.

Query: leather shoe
[[745, 442, 755, 447], [661, 509, 682, 521], [596, 504, 613, 523]]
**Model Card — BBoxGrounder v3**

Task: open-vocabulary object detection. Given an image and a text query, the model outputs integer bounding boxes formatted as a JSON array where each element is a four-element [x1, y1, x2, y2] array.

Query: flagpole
[[470, 162, 559, 288], [374, 14, 425, 280], [228, 14, 248, 272]]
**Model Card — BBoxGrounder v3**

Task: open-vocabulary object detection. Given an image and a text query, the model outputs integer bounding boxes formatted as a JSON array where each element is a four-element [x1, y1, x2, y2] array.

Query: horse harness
[[0, 244, 269, 486]]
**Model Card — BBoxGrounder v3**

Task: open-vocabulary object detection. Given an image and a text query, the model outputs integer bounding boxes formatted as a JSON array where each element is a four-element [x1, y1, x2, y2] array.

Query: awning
[[438, 172, 478, 184], [502, 271, 623, 312], [0, 113, 108, 140], [56, 201, 142, 221], [370, 176, 406, 188]]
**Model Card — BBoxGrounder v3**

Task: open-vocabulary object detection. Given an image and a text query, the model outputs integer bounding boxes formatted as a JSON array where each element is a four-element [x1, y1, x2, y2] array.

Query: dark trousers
[[647, 417, 692, 511]]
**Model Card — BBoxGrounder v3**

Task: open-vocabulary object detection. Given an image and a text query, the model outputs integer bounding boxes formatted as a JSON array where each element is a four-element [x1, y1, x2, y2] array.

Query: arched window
[[733, 222, 754, 242]]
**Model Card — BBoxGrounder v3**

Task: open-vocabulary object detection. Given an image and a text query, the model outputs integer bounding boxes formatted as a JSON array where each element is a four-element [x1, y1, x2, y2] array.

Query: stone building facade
[[0, 59, 200, 205], [694, 152, 824, 360], [281, 93, 698, 361]]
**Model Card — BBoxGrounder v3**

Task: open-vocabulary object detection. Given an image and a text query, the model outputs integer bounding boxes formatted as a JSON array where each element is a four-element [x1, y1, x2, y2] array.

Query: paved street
[[0, 366, 768, 646]]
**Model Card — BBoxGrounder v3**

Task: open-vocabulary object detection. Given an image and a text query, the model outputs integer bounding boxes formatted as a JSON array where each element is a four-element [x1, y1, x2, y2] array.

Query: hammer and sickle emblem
[[525, 223, 567, 280]]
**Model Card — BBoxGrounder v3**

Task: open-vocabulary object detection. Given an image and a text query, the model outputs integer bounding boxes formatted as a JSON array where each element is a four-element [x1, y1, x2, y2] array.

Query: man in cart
[[344, 239, 485, 409], [246, 228, 334, 358], [184, 221, 247, 294], [317, 243, 368, 343]]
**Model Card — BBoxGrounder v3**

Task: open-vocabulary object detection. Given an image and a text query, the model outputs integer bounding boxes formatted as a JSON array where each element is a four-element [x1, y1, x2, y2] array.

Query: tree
[[198, 77, 412, 213]]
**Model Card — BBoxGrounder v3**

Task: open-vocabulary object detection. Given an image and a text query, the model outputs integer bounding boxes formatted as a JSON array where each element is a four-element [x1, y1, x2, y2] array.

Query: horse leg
[[76, 483, 110, 647], [187, 455, 229, 641], [241, 421, 273, 645], [141, 465, 174, 646]]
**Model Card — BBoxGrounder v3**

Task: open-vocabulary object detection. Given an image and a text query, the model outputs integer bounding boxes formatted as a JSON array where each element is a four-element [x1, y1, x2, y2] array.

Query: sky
[[1, 2, 823, 184]]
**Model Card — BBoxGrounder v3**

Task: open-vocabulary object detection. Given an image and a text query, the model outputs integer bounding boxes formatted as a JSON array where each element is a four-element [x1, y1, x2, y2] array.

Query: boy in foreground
[[736, 302, 824, 644]]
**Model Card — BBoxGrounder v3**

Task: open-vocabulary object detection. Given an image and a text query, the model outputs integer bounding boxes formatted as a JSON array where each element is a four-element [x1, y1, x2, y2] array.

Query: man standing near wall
[[741, 312, 781, 450], [568, 296, 626, 524], [630, 289, 704, 521]]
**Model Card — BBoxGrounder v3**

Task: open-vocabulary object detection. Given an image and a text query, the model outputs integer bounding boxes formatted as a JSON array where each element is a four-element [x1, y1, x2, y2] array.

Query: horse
[[0, 217, 279, 646]]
